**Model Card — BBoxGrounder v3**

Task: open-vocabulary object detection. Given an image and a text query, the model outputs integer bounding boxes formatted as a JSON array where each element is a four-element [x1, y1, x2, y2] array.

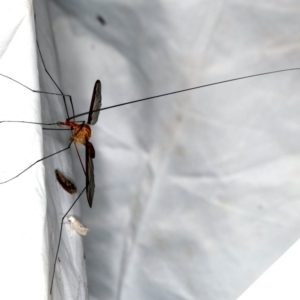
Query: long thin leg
[[50, 187, 86, 295], [42, 120, 85, 131], [0, 121, 88, 182], [35, 40, 75, 120], [69, 121, 87, 176], [33, 13, 75, 121], [74, 142, 86, 176], [0, 120, 86, 127], [42, 128, 72, 131], [0, 141, 74, 184], [0, 73, 69, 99], [0, 120, 59, 126]]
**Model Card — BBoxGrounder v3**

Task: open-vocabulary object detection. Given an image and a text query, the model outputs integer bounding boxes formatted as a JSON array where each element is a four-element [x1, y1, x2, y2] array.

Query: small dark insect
[[58, 257, 60, 262], [55, 169, 77, 194], [97, 15, 106, 25]]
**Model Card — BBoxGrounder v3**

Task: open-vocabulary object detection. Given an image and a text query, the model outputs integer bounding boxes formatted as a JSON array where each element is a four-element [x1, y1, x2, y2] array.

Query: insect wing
[[86, 140, 95, 207], [87, 80, 102, 125]]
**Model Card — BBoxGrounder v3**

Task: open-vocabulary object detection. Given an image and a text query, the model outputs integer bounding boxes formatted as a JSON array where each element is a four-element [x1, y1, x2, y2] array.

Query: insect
[[68, 216, 90, 235], [55, 169, 77, 194], [58, 79, 101, 207], [97, 15, 106, 26]]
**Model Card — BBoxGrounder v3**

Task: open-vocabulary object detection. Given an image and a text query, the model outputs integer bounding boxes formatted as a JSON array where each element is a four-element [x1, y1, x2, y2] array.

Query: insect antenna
[[67, 67, 300, 120]]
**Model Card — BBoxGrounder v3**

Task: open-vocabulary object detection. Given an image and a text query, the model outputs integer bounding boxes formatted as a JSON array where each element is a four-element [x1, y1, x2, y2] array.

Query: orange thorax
[[59, 121, 91, 145]]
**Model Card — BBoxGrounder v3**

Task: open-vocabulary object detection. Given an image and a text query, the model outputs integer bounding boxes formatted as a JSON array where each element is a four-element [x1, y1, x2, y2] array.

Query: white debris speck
[[68, 216, 90, 236]]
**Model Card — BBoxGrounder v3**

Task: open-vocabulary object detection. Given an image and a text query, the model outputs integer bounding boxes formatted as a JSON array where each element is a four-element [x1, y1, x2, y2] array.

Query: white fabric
[[0, 0, 48, 299], [3, 0, 300, 299], [47, 1, 300, 299]]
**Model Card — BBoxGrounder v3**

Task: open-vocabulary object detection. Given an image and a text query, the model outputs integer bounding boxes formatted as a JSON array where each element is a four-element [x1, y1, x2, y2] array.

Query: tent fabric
[[46, 1, 300, 299], [2, 0, 300, 299], [0, 1, 48, 299]]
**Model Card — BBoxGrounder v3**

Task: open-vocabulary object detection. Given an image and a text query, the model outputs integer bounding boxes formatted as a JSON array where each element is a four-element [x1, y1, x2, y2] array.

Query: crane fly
[[1, 58, 300, 204], [58, 79, 101, 207]]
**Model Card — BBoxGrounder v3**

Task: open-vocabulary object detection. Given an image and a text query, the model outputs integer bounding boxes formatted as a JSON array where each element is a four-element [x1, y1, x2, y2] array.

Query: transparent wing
[[87, 80, 102, 125], [86, 140, 95, 207]]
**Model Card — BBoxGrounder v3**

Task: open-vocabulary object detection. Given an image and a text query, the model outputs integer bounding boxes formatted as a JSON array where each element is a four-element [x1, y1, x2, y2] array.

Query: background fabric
[[46, 1, 300, 299], [2, 0, 300, 299], [0, 1, 48, 299]]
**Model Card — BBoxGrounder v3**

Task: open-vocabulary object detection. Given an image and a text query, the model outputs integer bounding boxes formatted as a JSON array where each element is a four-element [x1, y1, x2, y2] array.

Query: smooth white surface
[[238, 238, 300, 299], [0, 0, 48, 299], [37, 1, 300, 299]]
